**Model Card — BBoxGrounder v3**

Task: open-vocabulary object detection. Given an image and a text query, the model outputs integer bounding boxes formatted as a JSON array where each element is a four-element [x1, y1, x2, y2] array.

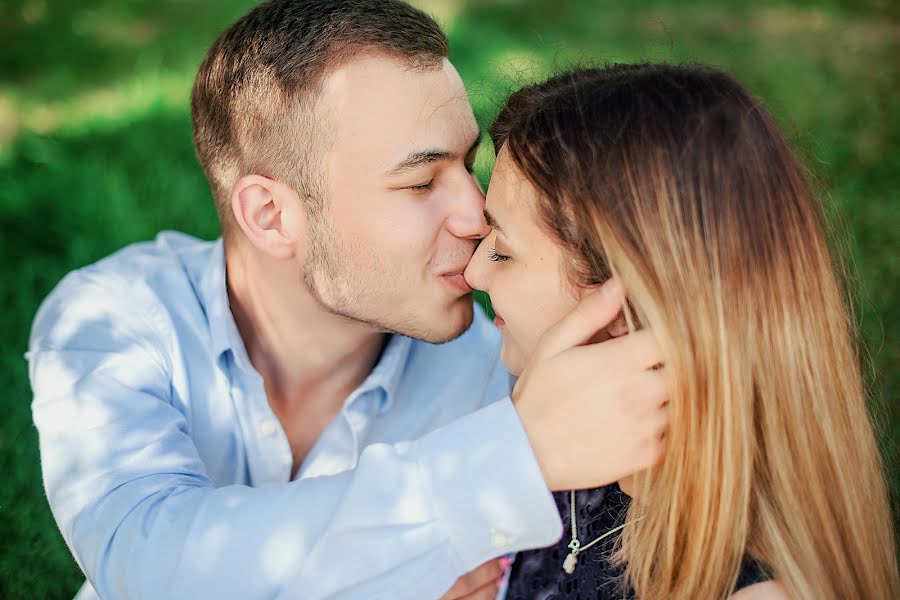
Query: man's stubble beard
[[302, 202, 472, 344]]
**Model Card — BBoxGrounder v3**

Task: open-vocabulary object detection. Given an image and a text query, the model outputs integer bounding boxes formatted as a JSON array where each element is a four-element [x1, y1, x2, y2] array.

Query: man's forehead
[[320, 54, 468, 111], [321, 53, 478, 162]]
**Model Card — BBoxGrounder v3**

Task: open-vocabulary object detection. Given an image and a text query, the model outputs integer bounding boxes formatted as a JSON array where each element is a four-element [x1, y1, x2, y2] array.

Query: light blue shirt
[[27, 232, 562, 600]]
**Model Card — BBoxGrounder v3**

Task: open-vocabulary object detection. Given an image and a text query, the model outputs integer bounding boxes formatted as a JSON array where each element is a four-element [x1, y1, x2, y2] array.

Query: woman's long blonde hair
[[491, 63, 899, 599]]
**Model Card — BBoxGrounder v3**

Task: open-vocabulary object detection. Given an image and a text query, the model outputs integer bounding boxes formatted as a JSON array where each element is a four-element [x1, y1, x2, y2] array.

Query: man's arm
[[28, 274, 560, 600], [30, 274, 665, 599]]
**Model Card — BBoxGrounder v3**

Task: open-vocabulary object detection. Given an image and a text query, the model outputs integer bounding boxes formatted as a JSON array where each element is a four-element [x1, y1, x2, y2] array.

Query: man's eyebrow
[[385, 130, 482, 177]]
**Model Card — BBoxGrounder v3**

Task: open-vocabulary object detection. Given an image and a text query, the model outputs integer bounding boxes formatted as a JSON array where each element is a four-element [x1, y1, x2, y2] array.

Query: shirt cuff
[[412, 397, 563, 570]]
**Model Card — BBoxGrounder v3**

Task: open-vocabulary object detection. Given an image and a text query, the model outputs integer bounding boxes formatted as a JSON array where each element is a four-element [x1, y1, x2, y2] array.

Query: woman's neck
[[617, 471, 642, 498]]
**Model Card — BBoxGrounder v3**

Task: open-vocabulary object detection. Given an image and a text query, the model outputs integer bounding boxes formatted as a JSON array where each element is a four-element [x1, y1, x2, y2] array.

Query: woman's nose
[[464, 237, 490, 292]]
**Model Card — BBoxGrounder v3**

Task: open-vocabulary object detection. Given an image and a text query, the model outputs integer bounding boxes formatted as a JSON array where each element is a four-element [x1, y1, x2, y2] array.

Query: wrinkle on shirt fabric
[[28, 231, 562, 600]]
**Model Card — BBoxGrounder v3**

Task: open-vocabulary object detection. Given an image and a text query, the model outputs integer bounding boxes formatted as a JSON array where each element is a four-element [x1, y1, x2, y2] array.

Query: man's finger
[[566, 329, 664, 374], [535, 278, 626, 359]]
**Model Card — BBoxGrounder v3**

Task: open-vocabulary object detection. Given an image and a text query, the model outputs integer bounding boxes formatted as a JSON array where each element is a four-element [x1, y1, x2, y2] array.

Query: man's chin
[[403, 299, 474, 344]]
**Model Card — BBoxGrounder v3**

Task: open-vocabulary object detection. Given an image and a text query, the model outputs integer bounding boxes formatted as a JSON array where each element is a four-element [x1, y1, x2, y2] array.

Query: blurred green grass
[[1, 0, 897, 596]]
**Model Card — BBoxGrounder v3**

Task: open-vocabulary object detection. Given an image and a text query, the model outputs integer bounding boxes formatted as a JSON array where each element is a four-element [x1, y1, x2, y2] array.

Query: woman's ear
[[230, 174, 303, 260]]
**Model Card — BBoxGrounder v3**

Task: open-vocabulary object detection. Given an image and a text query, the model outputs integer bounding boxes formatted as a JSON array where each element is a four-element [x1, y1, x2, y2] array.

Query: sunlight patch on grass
[[20, 0, 47, 25], [0, 95, 17, 145], [639, 5, 900, 48], [73, 10, 161, 46], [1, 65, 195, 148]]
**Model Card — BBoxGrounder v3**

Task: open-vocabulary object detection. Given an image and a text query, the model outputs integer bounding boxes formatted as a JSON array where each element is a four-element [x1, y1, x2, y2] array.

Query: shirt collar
[[198, 238, 248, 370], [199, 238, 413, 413], [356, 334, 413, 415]]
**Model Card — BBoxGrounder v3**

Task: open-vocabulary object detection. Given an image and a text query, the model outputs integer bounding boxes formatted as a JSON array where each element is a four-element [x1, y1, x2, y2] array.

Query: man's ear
[[230, 174, 303, 260]]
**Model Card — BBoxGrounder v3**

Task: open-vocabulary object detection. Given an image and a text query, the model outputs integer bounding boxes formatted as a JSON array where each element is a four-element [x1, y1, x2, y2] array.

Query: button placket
[[257, 419, 278, 437], [490, 528, 517, 549], [341, 389, 381, 466], [242, 373, 292, 484]]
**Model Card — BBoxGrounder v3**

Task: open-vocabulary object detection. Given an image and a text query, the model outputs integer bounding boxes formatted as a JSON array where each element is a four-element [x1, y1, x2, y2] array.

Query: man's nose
[[446, 177, 490, 240], [464, 237, 490, 292]]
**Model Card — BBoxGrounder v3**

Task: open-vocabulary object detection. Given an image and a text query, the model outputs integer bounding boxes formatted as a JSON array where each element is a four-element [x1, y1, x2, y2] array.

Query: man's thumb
[[534, 278, 626, 359]]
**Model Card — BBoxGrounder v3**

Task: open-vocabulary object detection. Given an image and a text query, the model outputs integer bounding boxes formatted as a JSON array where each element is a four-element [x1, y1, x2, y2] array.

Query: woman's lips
[[493, 312, 505, 327]]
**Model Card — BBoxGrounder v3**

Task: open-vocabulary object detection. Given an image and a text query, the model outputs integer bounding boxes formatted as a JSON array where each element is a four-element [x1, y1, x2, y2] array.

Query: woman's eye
[[488, 248, 510, 262], [465, 162, 475, 174]]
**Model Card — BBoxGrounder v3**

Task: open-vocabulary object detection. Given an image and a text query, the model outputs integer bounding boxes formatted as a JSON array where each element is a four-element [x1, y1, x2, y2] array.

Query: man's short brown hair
[[191, 0, 448, 235]]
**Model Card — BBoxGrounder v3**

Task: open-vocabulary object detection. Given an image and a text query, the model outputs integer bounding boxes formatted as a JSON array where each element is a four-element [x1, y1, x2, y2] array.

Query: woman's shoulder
[[728, 580, 791, 600]]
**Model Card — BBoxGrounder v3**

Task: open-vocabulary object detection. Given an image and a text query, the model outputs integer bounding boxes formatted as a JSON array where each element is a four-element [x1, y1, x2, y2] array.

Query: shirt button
[[258, 420, 278, 437], [490, 530, 508, 548]]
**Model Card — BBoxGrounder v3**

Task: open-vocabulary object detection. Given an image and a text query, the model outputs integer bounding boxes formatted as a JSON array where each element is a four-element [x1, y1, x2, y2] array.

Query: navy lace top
[[505, 484, 769, 600]]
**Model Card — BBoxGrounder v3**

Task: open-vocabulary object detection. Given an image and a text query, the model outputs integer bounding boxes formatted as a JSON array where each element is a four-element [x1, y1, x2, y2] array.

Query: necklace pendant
[[562, 551, 578, 574]]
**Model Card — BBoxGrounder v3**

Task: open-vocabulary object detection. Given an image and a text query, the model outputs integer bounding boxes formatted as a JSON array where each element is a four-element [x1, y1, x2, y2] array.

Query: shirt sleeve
[[28, 272, 562, 600]]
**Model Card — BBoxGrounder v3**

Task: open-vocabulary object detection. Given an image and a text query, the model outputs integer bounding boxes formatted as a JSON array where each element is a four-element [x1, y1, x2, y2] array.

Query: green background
[[1, 0, 897, 596]]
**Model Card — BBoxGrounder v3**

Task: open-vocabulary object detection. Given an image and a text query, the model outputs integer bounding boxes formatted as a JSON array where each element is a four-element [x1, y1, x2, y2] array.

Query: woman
[[464, 63, 898, 599]]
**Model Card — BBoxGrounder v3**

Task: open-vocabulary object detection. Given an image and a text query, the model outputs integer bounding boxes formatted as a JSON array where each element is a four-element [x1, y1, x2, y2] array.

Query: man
[[27, 1, 667, 598]]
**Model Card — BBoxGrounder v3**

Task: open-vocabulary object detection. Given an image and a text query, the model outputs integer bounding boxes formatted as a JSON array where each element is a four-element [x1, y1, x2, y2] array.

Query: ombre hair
[[491, 64, 898, 600]]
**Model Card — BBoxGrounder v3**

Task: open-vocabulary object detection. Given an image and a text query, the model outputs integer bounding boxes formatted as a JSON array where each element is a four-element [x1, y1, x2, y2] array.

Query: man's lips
[[493, 311, 505, 327], [441, 272, 472, 294]]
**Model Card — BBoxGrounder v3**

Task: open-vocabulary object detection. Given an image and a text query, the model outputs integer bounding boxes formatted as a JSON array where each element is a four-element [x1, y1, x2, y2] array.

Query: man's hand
[[513, 278, 669, 491], [439, 558, 505, 600]]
